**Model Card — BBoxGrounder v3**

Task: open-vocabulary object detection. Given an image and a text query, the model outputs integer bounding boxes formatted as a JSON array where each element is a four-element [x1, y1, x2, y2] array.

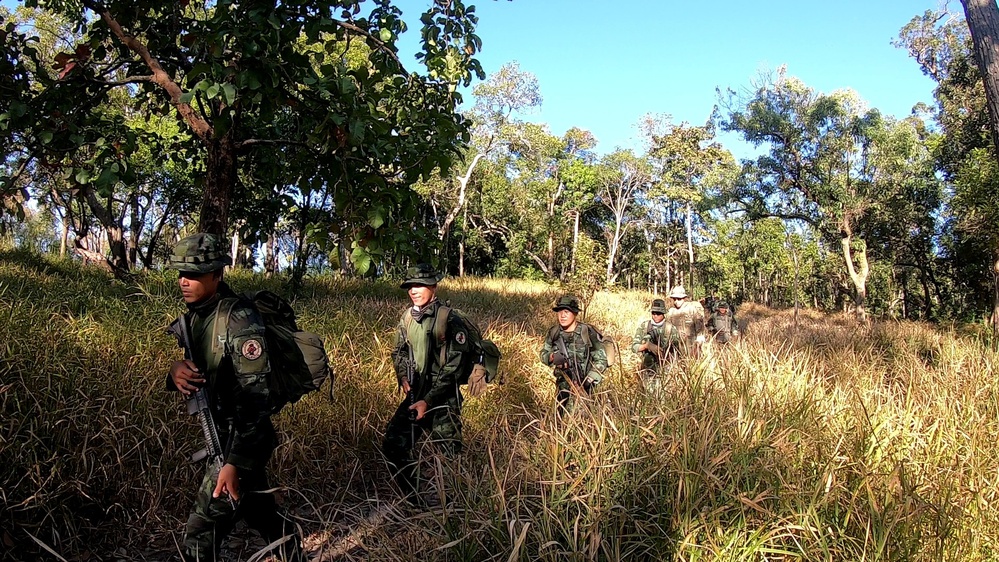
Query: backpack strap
[[434, 305, 451, 369], [209, 297, 239, 370]]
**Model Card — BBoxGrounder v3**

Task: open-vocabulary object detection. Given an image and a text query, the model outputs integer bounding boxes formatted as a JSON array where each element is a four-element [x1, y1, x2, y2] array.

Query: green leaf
[[39, 130, 53, 144], [179, 91, 195, 104], [350, 246, 373, 275], [222, 83, 236, 106], [367, 207, 385, 229], [206, 83, 220, 99], [75, 169, 91, 184], [379, 28, 392, 42]]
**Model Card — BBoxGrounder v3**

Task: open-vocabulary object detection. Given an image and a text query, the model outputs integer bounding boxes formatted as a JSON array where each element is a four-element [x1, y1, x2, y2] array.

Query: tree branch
[[333, 19, 406, 72], [84, 0, 212, 140]]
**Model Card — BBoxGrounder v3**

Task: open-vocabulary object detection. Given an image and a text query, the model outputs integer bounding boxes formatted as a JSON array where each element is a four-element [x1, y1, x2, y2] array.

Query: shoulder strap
[[435, 305, 451, 368], [547, 325, 560, 345], [207, 297, 240, 371], [433, 305, 451, 345]]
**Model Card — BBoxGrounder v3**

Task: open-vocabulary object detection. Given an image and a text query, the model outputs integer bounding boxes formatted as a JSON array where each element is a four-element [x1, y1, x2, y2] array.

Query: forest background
[[5, 1, 999, 560], [2, 0, 999, 328]]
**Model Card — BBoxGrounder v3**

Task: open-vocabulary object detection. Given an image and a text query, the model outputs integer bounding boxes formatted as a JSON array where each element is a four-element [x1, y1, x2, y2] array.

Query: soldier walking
[[665, 285, 706, 358], [708, 301, 740, 345], [165, 233, 303, 562], [382, 264, 471, 504], [632, 298, 681, 382], [539, 295, 608, 415]]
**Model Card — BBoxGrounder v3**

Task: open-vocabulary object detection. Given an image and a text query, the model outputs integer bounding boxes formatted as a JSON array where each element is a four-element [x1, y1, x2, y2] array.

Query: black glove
[[550, 351, 568, 368]]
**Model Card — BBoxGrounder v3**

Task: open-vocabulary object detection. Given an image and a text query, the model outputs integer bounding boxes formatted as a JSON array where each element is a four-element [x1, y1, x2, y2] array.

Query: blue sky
[[397, 0, 943, 157]]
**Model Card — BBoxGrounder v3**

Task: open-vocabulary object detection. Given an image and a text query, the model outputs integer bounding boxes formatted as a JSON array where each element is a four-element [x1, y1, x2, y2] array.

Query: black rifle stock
[[167, 314, 234, 507]]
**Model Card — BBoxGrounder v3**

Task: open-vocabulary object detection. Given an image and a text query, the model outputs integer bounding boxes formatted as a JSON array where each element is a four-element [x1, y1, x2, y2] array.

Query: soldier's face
[[178, 270, 221, 304], [673, 297, 685, 308], [408, 285, 436, 308], [556, 308, 577, 329], [652, 312, 665, 321]]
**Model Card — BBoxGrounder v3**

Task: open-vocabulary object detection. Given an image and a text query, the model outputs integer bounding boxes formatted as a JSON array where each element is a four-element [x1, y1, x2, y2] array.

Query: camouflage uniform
[[631, 299, 681, 376], [539, 295, 608, 414], [665, 285, 705, 357], [383, 265, 468, 498], [707, 302, 739, 344], [166, 233, 302, 562]]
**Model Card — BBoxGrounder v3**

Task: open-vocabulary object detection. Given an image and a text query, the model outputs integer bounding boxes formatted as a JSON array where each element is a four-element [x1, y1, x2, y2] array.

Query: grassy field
[[2, 248, 999, 561]]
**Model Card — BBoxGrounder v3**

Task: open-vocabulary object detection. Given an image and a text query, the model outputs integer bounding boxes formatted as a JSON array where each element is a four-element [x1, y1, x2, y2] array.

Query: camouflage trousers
[[382, 393, 463, 496], [555, 373, 593, 416], [182, 464, 303, 562]]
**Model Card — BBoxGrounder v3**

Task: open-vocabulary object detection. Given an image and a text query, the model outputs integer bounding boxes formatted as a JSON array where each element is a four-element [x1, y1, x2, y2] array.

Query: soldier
[[708, 301, 740, 344], [383, 263, 470, 503], [539, 295, 608, 415], [665, 285, 706, 357], [632, 298, 681, 378], [165, 233, 303, 562]]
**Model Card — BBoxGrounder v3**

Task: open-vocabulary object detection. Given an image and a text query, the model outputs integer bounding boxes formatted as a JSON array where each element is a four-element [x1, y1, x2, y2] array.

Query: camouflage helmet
[[552, 294, 581, 314], [400, 263, 444, 288], [668, 285, 688, 299], [167, 233, 232, 273], [716, 301, 730, 310], [650, 298, 667, 314]]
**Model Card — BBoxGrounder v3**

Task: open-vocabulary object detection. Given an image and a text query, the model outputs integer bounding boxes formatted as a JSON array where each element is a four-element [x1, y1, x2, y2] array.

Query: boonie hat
[[168, 233, 232, 273], [717, 301, 730, 309], [650, 298, 667, 314], [669, 285, 688, 299], [552, 295, 581, 314], [400, 263, 444, 288]]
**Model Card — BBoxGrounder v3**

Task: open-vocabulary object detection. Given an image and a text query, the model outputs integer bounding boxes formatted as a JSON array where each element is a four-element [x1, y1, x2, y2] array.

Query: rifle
[[554, 335, 586, 388], [399, 341, 417, 420], [167, 314, 234, 508]]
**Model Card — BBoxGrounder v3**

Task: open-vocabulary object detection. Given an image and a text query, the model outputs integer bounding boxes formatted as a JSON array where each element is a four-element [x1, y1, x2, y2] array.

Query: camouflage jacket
[[392, 299, 467, 408], [666, 301, 706, 342], [539, 323, 608, 384], [708, 311, 738, 343], [631, 319, 680, 358], [166, 282, 277, 472]]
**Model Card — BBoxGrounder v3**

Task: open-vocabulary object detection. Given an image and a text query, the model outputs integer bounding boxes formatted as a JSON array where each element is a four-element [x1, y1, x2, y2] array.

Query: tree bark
[[197, 136, 237, 236], [840, 224, 870, 324]]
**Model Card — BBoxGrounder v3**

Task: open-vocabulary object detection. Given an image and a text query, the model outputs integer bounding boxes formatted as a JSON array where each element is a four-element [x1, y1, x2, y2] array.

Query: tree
[[720, 69, 927, 322], [898, 7, 999, 327], [643, 115, 736, 293], [594, 149, 651, 285], [958, 0, 999, 331], [4, 0, 484, 274]]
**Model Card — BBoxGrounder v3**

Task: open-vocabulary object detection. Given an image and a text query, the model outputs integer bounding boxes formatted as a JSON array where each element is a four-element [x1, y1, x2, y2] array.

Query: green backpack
[[401, 304, 502, 385], [217, 291, 332, 413]]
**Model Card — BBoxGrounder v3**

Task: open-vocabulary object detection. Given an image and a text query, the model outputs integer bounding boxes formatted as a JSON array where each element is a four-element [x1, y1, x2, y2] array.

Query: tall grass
[[2, 249, 998, 561]]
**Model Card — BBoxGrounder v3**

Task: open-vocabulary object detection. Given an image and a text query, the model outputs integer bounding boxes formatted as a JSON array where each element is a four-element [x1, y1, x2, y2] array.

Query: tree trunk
[[265, 233, 276, 277], [197, 136, 238, 236], [571, 210, 579, 275], [840, 225, 870, 323], [686, 202, 694, 294], [962, 0, 999, 154], [993, 254, 999, 333]]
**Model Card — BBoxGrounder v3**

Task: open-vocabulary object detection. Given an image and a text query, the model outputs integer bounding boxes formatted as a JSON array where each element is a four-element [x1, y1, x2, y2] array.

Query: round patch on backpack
[[241, 338, 263, 360], [455, 331, 466, 345]]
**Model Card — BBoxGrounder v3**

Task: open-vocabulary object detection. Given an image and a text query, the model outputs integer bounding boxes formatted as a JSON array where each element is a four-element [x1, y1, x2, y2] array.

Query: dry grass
[[2, 249, 998, 561]]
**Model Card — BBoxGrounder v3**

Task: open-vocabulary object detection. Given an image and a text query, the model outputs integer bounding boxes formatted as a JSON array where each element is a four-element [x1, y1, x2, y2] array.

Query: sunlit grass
[[2, 248, 998, 561]]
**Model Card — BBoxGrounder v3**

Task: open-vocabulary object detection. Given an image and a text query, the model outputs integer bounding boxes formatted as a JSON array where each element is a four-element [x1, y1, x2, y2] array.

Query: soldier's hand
[[213, 463, 240, 501], [170, 360, 204, 396], [399, 378, 411, 394], [637, 342, 649, 352], [409, 400, 429, 420], [550, 351, 568, 368]]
